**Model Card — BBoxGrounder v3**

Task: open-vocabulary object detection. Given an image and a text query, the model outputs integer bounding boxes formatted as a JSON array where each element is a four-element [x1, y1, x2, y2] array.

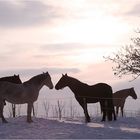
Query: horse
[[0, 75, 22, 84], [113, 87, 137, 117], [0, 75, 22, 106], [55, 74, 116, 122], [0, 75, 22, 118], [0, 72, 53, 123]]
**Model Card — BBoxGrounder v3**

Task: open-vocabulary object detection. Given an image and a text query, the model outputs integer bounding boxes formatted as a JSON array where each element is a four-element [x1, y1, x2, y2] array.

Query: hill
[[0, 116, 140, 139]]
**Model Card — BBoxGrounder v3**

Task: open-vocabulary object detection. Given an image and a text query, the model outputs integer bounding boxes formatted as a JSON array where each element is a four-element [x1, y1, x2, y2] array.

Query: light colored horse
[[0, 72, 53, 123], [113, 87, 137, 117]]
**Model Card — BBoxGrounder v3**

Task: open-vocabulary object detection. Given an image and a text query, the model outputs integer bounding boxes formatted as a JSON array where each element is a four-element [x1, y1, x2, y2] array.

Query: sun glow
[[51, 2, 130, 45], [67, 47, 117, 65], [55, 16, 129, 45], [49, 7, 130, 66]]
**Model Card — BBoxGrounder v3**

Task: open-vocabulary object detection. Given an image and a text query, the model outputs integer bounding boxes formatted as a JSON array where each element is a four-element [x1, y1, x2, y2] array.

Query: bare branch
[[105, 30, 140, 80]]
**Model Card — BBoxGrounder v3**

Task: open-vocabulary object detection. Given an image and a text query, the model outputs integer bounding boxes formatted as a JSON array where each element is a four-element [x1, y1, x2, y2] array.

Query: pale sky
[[0, 0, 140, 92]]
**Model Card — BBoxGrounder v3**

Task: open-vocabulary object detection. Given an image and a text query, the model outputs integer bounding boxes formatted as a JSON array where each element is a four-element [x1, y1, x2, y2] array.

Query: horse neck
[[128, 89, 135, 98], [67, 77, 86, 96], [24, 75, 45, 91], [122, 89, 132, 98], [0, 77, 13, 82]]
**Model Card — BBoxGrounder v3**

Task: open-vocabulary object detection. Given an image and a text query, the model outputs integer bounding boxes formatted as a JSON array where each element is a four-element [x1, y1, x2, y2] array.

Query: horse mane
[[67, 76, 88, 87], [23, 73, 47, 85], [114, 87, 134, 99], [0, 75, 21, 83], [0, 76, 14, 81]]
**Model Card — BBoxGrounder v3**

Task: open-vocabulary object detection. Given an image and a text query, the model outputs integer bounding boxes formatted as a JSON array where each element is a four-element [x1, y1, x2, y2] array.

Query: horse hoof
[[27, 120, 33, 123], [2, 120, 8, 123], [85, 119, 91, 123], [101, 119, 105, 122]]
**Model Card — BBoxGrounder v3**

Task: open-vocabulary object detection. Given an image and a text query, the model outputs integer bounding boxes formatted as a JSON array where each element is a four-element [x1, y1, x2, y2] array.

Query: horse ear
[[65, 73, 68, 76], [46, 72, 48, 74]]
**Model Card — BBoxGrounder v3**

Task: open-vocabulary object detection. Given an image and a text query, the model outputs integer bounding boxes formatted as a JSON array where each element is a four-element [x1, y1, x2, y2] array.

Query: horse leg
[[110, 100, 116, 121], [0, 100, 8, 123], [100, 102, 103, 114], [27, 103, 33, 123], [116, 107, 119, 116], [110, 105, 116, 121], [112, 107, 116, 121], [3, 99, 6, 106], [121, 106, 124, 117], [100, 101, 106, 121], [107, 98, 117, 121], [106, 100, 112, 121], [79, 99, 90, 123], [83, 103, 90, 123]]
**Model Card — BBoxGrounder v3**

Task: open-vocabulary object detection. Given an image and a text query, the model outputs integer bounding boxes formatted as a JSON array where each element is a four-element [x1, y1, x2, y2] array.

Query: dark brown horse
[[0, 75, 22, 105], [113, 87, 137, 117], [0, 75, 22, 84], [55, 74, 116, 122]]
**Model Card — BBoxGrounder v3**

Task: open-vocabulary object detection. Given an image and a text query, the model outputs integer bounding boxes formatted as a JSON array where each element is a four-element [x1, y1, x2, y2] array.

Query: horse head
[[130, 87, 137, 99], [55, 73, 68, 90], [13, 74, 22, 84], [43, 72, 53, 89]]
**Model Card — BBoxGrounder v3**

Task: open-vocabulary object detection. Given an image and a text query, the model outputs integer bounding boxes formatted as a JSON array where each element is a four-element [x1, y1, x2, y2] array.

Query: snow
[[0, 116, 140, 139]]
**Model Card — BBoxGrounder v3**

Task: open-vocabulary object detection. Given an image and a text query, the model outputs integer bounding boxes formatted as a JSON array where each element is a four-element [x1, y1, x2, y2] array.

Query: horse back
[[0, 81, 23, 94], [0, 81, 35, 104], [113, 89, 130, 107], [75, 83, 113, 103], [90, 83, 113, 97]]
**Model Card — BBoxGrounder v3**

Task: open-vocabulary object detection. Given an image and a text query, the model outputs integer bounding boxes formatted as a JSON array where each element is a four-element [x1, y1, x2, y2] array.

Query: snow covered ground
[[0, 116, 140, 139]]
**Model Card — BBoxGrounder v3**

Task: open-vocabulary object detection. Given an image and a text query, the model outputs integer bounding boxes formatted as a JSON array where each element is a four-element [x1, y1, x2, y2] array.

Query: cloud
[[38, 43, 108, 55], [40, 43, 86, 51], [0, 67, 80, 79], [0, 0, 59, 27], [125, 4, 140, 17]]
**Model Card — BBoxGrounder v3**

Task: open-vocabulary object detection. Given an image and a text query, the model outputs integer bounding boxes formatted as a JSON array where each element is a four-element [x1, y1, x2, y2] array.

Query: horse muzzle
[[49, 85, 53, 89]]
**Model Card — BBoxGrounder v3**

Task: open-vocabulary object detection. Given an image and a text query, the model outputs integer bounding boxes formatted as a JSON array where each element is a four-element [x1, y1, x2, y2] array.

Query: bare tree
[[69, 99, 79, 118], [57, 100, 65, 120], [52, 100, 65, 120], [51, 105, 57, 118], [43, 101, 50, 118], [105, 30, 140, 80]]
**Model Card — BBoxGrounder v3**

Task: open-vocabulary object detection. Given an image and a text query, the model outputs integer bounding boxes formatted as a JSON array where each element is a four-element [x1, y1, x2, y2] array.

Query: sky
[[0, 0, 140, 96]]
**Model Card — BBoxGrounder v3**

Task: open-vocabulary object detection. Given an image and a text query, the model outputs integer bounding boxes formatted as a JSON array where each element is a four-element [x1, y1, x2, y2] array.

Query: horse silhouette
[[0, 75, 22, 105], [0, 72, 53, 123], [0, 75, 22, 84], [113, 87, 137, 117], [55, 74, 116, 122]]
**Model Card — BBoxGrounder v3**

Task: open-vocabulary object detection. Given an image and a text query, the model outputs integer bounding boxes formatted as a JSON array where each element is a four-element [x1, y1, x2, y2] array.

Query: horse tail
[[106, 87, 116, 121]]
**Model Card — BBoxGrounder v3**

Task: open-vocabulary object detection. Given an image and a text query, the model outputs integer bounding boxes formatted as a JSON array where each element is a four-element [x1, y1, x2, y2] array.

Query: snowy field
[[0, 116, 140, 139]]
